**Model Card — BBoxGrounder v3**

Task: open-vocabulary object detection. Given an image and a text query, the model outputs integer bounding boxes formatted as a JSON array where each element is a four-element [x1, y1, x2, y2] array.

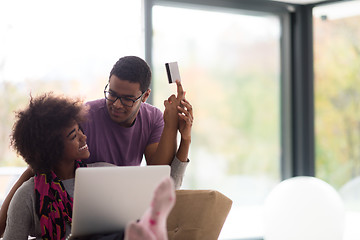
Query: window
[[0, 0, 295, 238], [151, 4, 282, 239], [313, 1, 360, 238], [0, 0, 143, 201]]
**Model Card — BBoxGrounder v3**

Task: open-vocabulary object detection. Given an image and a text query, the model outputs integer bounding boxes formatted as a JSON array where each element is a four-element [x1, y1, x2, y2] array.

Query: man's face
[[105, 75, 149, 127]]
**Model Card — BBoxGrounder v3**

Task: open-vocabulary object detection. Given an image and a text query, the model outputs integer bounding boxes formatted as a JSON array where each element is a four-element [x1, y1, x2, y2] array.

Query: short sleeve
[[147, 107, 164, 145]]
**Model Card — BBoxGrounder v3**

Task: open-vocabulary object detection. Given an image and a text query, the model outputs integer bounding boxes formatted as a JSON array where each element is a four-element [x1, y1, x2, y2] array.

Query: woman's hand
[[177, 97, 193, 141]]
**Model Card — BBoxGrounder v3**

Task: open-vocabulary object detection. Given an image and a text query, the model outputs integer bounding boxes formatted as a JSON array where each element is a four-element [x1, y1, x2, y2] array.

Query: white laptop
[[69, 165, 170, 238]]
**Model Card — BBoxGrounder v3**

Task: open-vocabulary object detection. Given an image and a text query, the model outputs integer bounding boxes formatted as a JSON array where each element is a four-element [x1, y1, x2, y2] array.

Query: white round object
[[263, 176, 345, 240]]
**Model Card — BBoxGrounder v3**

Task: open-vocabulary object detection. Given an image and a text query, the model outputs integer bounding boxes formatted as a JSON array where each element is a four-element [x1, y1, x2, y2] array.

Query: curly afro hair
[[109, 56, 152, 93], [11, 93, 88, 174]]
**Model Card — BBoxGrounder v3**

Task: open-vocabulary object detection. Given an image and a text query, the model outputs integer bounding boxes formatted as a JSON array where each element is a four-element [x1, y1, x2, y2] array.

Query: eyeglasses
[[104, 84, 145, 108]]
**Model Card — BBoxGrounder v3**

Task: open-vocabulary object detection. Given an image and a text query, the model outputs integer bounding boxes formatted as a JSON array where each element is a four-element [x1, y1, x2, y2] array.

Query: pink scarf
[[34, 160, 86, 240]]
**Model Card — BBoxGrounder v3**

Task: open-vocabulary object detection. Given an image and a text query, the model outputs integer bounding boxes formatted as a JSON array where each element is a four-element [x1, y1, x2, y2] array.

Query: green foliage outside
[[314, 16, 360, 189], [153, 46, 280, 183], [152, 11, 282, 193], [0, 78, 104, 167], [0, 80, 67, 167]]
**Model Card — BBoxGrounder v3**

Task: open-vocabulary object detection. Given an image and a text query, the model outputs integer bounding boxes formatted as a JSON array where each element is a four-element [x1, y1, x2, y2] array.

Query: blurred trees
[[314, 15, 360, 188], [0, 81, 27, 166]]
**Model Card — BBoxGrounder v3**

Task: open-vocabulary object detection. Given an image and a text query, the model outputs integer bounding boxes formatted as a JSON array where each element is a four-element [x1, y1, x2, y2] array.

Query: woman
[[3, 93, 175, 240]]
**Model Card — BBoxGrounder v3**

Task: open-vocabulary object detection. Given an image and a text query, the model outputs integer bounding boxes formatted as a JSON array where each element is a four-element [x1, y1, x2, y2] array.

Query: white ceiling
[[270, 0, 328, 4]]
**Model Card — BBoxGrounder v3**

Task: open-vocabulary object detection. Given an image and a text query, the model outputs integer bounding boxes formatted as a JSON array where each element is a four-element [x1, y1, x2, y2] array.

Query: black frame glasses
[[104, 84, 145, 108]]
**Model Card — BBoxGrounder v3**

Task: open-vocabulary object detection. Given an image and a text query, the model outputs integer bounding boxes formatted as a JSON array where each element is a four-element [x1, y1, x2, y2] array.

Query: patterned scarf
[[34, 160, 87, 240]]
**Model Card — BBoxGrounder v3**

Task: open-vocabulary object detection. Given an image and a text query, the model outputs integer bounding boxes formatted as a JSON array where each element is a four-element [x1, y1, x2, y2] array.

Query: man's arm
[[145, 81, 185, 165], [0, 167, 34, 236]]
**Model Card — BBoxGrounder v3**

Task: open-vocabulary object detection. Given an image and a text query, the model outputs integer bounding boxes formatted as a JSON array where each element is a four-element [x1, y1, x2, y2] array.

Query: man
[[83, 56, 193, 167], [0, 56, 194, 236]]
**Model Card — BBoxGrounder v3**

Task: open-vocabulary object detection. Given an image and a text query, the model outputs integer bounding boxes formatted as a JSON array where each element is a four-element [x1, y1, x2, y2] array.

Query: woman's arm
[[0, 167, 34, 237], [170, 97, 193, 189], [2, 175, 35, 240], [176, 97, 193, 162], [145, 81, 184, 166]]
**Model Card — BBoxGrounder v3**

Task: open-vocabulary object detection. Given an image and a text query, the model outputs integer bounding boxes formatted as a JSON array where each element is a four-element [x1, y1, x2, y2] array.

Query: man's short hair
[[109, 56, 152, 92]]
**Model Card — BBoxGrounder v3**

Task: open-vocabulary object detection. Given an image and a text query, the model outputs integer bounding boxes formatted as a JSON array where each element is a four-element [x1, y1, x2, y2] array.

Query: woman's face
[[62, 122, 90, 161]]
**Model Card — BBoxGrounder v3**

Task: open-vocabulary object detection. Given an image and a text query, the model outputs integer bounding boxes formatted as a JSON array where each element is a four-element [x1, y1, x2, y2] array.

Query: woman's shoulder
[[10, 177, 35, 208], [15, 177, 35, 196]]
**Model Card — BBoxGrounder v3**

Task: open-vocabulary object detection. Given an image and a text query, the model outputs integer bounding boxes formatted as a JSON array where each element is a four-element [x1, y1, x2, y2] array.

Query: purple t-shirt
[[82, 99, 164, 166]]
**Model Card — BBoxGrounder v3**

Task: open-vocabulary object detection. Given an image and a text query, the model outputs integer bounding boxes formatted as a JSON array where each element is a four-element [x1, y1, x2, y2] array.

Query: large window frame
[[143, 0, 320, 181], [286, 0, 349, 178]]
